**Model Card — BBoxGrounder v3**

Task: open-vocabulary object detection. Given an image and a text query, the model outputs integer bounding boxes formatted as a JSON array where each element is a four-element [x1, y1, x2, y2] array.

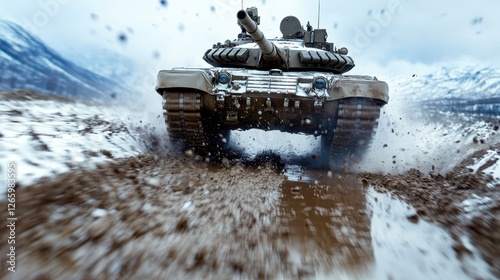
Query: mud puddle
[[276, 166, 493, 279]]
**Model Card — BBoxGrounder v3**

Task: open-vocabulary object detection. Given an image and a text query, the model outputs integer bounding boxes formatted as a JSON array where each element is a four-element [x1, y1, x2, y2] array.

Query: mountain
[[389, 66, 500, 115], [0, 19, 126, 100], [65, 49, 135, 83]]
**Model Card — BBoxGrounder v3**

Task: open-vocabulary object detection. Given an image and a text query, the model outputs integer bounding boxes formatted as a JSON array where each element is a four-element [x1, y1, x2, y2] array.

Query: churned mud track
[[1, 153, 496, 279], [0, 155, 288, 279], [0, 154, 393, 279]]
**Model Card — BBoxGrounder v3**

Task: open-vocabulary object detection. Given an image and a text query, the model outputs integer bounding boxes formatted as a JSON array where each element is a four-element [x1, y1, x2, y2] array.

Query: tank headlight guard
[[313, 77, 327, 89], [217, 73, 230, 84]]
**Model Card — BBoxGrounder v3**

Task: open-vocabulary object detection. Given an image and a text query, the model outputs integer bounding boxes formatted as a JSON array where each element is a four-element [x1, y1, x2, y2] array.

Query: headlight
[[217, 73, 230, 84], [313, 77, 327, 89]]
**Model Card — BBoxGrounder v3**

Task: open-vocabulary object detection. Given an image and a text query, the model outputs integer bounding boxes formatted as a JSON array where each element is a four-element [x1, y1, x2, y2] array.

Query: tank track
[[163, 92, 383, 165], [323, 97, 383, 165], [162, 92, 207, 148]]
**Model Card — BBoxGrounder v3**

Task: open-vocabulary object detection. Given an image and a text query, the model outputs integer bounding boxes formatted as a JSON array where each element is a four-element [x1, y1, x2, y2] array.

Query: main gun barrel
[[237, 10, 280, 61]]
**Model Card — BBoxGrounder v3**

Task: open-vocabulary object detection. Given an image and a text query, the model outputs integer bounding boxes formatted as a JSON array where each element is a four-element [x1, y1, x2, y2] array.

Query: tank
[[155, 7, 389, 167]]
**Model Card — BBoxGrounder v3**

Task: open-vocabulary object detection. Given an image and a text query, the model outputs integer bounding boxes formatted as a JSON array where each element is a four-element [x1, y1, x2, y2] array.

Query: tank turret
[[203, 7, 356, 73], [157, 6, 389, 168]]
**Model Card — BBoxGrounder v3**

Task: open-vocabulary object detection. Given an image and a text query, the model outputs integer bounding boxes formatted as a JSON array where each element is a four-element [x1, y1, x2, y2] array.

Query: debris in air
[[178, 23, 185, 32], [471, 16, 483, 25], [91, 209, 107, 218], [118, 33, 127, 44]]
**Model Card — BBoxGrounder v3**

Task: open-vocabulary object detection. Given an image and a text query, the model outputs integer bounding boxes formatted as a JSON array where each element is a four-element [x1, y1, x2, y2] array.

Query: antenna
[[241, 0, 244, 9], [317, 0, 321, 29]]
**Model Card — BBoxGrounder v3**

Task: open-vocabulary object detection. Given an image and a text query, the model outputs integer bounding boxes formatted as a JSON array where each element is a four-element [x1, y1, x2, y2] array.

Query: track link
[[163, 92, 383, 164], [323, 97, 383, 165], [162, 92, 207, 148]]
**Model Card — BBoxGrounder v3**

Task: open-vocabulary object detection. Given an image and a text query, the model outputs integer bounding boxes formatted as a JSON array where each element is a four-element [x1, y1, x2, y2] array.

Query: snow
[[91, 208, 108, 218], [145, 178, 161, 187], [0, 19, 127, 101], [181, 201, 193, 211], [0, 93, 160, 195], [0, 21, 32, 49], [0, 50, 13, 61], [365, 188, 494, 280], [468, 149, 500, 186], [461, 194, 494, 220], [231, 129, 321, 159]]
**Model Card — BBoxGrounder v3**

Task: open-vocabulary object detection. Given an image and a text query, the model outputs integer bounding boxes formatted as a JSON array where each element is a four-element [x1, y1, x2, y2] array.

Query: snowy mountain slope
[[389, 66, 500, 115], [0, 20, 126, 100], [66, 49, 136, 83]]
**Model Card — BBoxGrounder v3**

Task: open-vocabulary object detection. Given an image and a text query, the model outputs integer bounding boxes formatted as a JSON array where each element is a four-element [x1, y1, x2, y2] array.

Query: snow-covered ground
[[468, 149, 500, 186], [366, 188, 494, 280], [0, 90, 167, 193]]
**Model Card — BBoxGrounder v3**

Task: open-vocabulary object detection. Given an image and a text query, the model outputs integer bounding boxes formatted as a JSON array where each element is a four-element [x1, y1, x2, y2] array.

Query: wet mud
[[275, 171, 374, 278], [0, 156, 287, 279], [0, 90, 498, 279], [1, 154, 496, 279]]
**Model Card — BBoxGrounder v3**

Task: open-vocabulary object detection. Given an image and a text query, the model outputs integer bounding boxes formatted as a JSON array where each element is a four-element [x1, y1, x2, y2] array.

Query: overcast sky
[[0, 0, 497, 79]]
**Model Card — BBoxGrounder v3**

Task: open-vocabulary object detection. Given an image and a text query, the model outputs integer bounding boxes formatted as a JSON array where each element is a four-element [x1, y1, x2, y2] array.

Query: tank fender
[[329, 78, 389, 103], [156, 69, 213, 94]]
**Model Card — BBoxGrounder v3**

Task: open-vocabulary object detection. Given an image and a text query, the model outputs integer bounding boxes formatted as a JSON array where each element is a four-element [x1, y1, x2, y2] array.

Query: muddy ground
[[1, 151, 498, 279], [362, 143, 500, 278], [0, 90, 499, 279]]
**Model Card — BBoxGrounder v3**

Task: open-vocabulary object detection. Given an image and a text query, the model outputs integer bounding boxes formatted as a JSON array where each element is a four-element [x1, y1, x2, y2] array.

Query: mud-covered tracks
[[162, 92, 229, 157], [322, 97, 384, 166], [163, 92, 206, 147]]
